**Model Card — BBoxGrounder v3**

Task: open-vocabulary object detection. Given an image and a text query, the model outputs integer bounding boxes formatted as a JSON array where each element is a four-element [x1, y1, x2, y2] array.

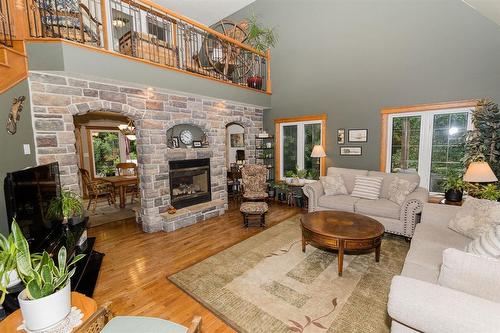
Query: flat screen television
[[4, 162, 62, 251]]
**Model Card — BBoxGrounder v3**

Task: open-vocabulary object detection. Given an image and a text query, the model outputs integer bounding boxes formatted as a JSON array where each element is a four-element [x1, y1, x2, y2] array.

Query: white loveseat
[[388, 203, 500, 332], [303, 167, 428, 238]]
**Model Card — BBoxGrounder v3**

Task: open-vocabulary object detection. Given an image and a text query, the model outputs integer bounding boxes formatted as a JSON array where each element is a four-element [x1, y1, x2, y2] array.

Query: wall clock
[[180, 129, 193, 145]]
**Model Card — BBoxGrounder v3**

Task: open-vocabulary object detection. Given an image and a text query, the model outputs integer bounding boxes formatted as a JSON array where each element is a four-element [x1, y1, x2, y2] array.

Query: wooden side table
[[0, 292, 97, 332]]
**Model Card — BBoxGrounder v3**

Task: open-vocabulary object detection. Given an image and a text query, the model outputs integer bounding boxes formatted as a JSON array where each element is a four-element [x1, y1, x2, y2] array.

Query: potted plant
[[0, 224, 21, 304], [478, 184, 500, 201], [296, 168, 308, 185], [284, 170, 295, 184], [244, 14, 278, 90], [268, 181, 276, 198], [47, 190, 85, 226], [12, 220, 85, 331], [441, 171, 466, 202]]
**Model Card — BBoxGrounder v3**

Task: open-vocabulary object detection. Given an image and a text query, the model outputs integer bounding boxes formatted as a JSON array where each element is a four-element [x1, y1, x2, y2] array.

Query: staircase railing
[[24, 0, 271, 92], [0, 0, 13, 46]]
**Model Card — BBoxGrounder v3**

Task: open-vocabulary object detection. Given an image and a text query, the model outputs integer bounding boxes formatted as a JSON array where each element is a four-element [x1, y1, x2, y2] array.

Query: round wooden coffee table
[[301, 211, 385, 276]]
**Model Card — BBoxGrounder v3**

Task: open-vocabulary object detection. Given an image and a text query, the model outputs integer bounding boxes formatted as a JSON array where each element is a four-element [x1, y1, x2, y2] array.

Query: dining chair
[[79, 168, 115, 212], [116, 162, 139, 203]]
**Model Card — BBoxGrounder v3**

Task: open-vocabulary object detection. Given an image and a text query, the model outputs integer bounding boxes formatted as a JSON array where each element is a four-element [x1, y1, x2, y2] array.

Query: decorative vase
[[18, 281, 71, 331], [445, 189, 463, 202], [247, 76, 263, 90]]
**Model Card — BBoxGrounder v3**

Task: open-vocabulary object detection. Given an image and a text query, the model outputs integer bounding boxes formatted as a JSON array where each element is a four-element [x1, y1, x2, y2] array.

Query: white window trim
[[385, 107, 473, 191], [279, 120, 323, 180]]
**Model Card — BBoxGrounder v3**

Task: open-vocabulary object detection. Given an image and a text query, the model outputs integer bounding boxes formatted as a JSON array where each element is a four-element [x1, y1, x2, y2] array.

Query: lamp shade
[[311, 145, 326, 158], [463, 162, 498, 182]]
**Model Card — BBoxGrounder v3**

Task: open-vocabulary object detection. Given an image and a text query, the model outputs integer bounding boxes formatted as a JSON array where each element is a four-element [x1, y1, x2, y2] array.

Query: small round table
[[301, 211, 385, 276], [0, 292, 97, 332]]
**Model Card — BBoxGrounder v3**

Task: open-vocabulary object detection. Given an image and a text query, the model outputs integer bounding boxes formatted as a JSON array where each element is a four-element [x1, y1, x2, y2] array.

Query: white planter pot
[[3, 269, 21, 288], [18, 281, 71, 331]]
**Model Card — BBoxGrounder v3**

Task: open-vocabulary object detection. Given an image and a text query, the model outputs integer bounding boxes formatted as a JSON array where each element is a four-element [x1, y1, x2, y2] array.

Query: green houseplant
[[11, 219, 85, 330], [477, 184, 500, 201], [463, 99, 500, 179], [47, 190, 84, 225], [441, 171, 466, 202], [244, 14, 278, 89], [0, 224, 21, 304]]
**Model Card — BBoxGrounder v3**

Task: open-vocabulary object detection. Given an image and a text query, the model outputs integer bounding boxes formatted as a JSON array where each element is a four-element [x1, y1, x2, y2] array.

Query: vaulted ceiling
[[154, 0, 255, 26], [463, 0, 500, 26]]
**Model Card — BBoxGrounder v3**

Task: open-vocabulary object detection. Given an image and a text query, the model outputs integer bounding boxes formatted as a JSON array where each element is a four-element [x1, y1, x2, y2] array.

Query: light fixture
[[311, 145, 326, 158], [118, 120, 136, 141], [463, 161, 498, 183]]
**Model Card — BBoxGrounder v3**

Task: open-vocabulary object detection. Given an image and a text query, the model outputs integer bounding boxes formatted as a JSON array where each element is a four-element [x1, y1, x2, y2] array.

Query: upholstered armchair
[[241, 164, 269, 201]]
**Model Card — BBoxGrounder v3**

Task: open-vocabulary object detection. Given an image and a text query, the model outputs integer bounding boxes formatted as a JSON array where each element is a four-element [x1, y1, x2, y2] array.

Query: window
[[386, 108, 472, 192], [276, 115, 326, 180], [147, 16, 171, 43]]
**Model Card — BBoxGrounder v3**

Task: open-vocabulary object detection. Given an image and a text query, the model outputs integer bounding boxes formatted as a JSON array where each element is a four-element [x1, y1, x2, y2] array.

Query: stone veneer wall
[[28, 71, 263, 232]]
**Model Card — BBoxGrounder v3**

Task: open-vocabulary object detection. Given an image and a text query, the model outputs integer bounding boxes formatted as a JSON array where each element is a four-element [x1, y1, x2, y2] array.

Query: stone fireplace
[[169, 158, 211, 209], [28, 71, 264, 233]]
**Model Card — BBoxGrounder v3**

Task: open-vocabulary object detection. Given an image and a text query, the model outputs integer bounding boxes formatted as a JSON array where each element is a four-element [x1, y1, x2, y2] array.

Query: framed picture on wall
[[171, 137, 179, 148], [348, 129, 368, 142], [230, 133, 245, 147], [340, 146, 362, 156], [337, 129, 345, 144]]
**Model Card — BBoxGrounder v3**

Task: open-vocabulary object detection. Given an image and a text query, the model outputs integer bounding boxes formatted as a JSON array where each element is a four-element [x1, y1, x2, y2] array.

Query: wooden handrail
[[131, 0, 266, 57]]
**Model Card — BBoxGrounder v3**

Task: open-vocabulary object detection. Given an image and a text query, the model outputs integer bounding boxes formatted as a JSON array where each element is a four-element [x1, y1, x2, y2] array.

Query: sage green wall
[[26, 42, 271, 108], [228, 0, 500, 170], [0, 80, 37, 235]]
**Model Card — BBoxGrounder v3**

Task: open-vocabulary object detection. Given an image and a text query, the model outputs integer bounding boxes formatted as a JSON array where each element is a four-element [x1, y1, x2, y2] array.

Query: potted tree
[[47, 190, 85, 226], [244, 14, 278, 90], [442, 171, 466, 202], [11, 220, 85, 331]]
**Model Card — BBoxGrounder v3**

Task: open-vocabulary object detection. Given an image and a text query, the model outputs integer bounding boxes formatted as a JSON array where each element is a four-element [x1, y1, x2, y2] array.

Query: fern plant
[[12, 220, 85, 300], [46, 190, 84, 223]]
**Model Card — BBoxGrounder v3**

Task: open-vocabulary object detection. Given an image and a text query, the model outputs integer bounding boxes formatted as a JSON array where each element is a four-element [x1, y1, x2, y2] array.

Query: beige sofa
[[388, 203, 500, 332], [303, 167, 428, 238]]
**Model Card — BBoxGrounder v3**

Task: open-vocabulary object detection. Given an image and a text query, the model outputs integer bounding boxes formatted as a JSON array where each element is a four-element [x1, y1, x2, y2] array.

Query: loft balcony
[[21, 0, 271, 94]]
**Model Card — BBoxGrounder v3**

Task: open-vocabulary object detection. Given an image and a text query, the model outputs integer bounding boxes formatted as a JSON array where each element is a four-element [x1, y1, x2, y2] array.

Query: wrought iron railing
[[25, 0, 270, 92], [0, 0, 13, 47]]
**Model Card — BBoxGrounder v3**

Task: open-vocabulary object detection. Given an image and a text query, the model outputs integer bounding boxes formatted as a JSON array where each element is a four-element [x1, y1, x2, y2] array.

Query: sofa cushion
[[401, 261, 439, 284], [368, 171, 420, 199], [439, 248, 500, 303], [355, 198, 400, 219], [317, 194, 359, 212], [466, 224, 500, 259], [351, 176, 383, 200], [412, 223, 470, 250], [320, 175, 348, 196], [448, 197, 500, 239], [387, 177, 419, 205], [326, 167, 368, 193]]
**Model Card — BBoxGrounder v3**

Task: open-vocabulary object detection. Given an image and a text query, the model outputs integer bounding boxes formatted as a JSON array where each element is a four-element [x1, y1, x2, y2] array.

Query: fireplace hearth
[[169, 158, 211, 209]]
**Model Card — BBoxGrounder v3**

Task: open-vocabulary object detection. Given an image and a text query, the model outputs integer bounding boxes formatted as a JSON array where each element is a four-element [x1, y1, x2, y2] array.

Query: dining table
[[102, 175, 138, 208]]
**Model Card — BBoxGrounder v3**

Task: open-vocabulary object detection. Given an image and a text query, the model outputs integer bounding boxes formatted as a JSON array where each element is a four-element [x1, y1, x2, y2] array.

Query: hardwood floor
[[88, 202, 302, 332]]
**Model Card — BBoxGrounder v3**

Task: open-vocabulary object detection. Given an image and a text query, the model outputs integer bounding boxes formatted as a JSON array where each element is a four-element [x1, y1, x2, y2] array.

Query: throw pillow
[[350, 176, 383, 200], [448, 197, 500, 239], [320, 176, 348, 196], [438, 248, 500, 303], [466, 224, 500, 259], [387, 177, 418, 205]]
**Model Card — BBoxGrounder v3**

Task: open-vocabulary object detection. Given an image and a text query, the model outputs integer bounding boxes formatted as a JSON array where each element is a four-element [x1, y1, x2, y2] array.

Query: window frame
[[274, 115, 327, 180], [380, 100, 478, 192]]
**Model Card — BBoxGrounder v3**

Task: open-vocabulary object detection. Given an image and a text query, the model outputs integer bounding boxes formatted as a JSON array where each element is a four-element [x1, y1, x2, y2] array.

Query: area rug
[[169, 215, 409, 333]]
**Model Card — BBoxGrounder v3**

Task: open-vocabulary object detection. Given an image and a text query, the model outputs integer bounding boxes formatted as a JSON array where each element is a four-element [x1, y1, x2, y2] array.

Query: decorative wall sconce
[[6, 96, 26, 135]]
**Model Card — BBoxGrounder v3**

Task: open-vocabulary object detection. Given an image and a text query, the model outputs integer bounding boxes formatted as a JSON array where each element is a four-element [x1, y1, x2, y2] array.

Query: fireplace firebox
[[169, 158, 211, 209]]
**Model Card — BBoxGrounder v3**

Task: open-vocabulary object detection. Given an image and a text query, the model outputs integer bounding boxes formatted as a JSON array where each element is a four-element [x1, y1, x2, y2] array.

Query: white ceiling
[[463, 0, 500, 26], [153, 0, 255, 26]]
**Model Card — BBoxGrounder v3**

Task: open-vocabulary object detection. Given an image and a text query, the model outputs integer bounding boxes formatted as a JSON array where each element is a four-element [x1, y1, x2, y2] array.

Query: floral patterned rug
[[169, 215, 409, 333]]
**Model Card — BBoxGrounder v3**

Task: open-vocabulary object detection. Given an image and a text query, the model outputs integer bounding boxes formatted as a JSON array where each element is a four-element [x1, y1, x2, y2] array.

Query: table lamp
[[463, 161, 498, 183], [311, 145, 326, 176]]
